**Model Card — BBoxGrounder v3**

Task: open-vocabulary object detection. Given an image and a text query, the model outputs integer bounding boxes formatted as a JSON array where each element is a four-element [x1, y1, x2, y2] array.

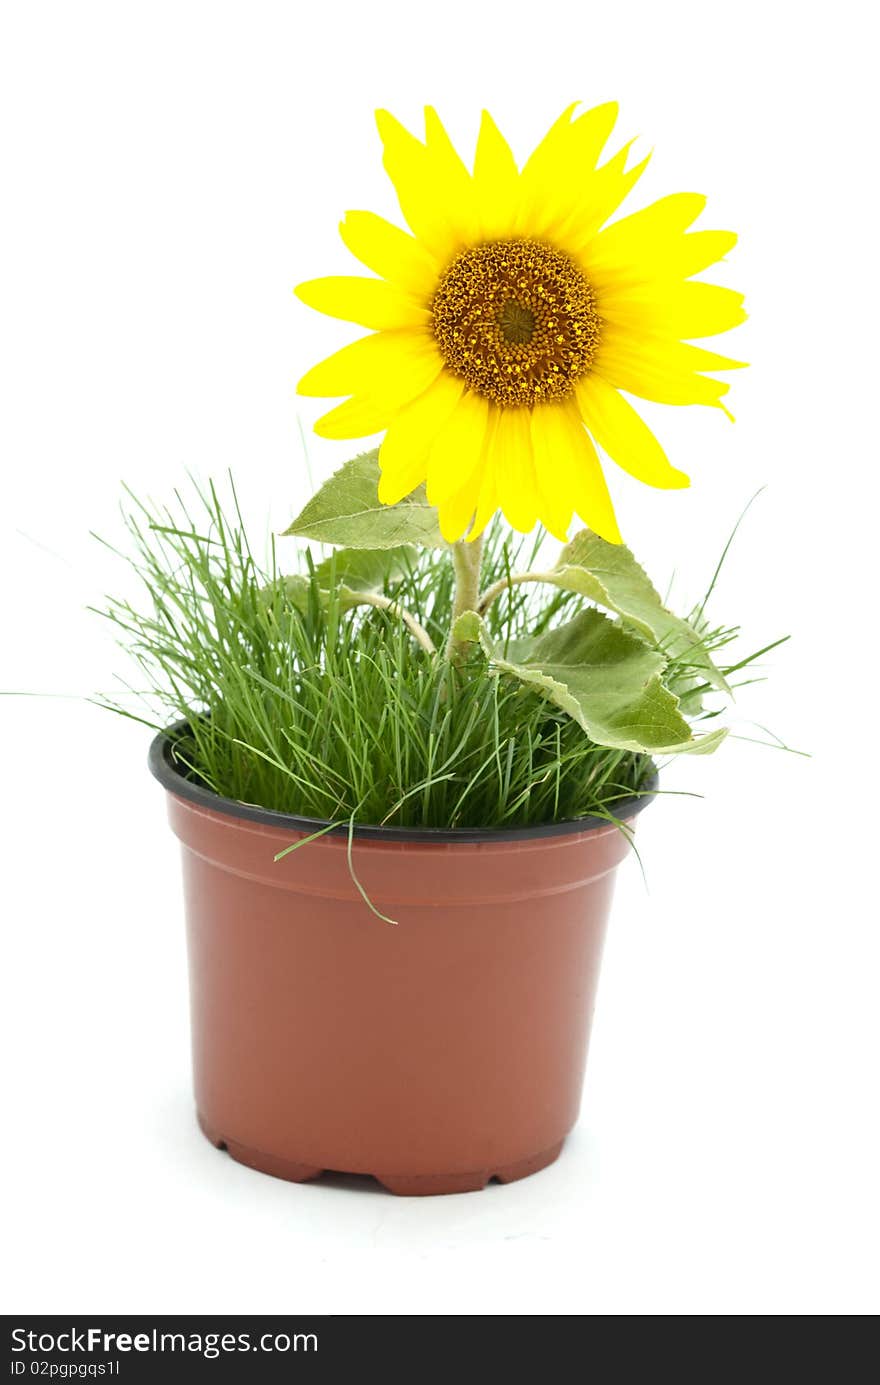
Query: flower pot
[[150, 726, 654, 1196]]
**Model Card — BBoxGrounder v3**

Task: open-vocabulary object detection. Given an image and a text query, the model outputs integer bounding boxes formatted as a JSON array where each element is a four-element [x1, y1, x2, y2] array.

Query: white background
[[1, 0, 877, 1316]]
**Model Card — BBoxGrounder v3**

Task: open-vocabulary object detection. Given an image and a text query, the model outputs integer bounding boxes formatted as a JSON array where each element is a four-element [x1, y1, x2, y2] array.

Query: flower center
[[431, 239, 600, 407]]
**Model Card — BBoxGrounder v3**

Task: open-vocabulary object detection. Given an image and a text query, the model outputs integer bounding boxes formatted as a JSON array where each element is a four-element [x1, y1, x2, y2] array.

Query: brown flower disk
[[431, 239, 600, 407]]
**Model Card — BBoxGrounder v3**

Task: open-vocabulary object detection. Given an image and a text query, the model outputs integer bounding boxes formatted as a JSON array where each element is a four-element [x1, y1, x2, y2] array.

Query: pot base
[[197, 1113, 564, 1197]]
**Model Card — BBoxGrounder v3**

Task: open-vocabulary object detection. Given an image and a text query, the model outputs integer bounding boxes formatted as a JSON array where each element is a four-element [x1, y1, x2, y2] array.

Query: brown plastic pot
[[150, 726, 655, 1196]]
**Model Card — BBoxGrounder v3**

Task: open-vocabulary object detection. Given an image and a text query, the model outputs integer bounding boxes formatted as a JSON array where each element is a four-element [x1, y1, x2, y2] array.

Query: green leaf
[[313, 545, 413, 593], [255, 573, 317, 643], [453, 608, 727, 756], [260, 551, 413, 622], [548, 530, 730, 694], [260, 573, 312, 615], [282, 449, 445, 550]]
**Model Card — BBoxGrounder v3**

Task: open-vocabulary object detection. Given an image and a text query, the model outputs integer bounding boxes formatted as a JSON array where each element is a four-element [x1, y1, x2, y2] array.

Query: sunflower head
[[296, 104, 746, 544], [431, 238, 602, 406]]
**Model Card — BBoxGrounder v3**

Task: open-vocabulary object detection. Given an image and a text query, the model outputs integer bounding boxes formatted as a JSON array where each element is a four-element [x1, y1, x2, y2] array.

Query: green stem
[[445, 535, 485, 661], [347, 591, 437, 655], [476, 570, 556, 618]]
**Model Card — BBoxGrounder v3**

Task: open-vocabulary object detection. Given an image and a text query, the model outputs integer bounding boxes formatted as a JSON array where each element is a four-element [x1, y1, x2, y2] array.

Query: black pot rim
[[149, 720, 658, 844]]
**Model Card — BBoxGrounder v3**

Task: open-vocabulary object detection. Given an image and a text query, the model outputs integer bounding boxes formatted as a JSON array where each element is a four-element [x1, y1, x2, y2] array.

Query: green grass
[[92, 475, 748, 831]]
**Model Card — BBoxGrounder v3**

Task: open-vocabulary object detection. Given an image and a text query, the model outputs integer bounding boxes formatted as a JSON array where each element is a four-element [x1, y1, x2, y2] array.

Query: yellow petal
[[295, 275, 430, 331], [588, 193, 708, 265], [669, 341, 748, 372], [519, 102, 581, 186], [516, 103, 618, 237], [530, 402, 583, 540], [375, 109, 452, 260], [375, 108, 476, 264], [376, 463, 423, 506], [338, 211, 440, 298], [314, 395, 390, 440], [599, 280, 747, 338], [472, 110, 519, 238], [673, 230, 738, 279], [378, 372, 465, 501], [581, 193, 738, 295], [562, 101, 620, 168], [493, 407, 540, 533], [297, 328, 441, 401], [576, 375, 689, 489], [509, 98, 642, 245], [437, 469, 483, 543], [468, 417, 500, 541], [424, 106, 472, 188], [556, 142, 652, 251], [531, 401, 621, 543], [588, 231, 739, 296], [425, 390, 491, 506], [594, 327, 738, 407]]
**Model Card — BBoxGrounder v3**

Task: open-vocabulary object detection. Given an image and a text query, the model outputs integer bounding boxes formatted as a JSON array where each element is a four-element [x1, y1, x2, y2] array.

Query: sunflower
[[295, 104, 745, 544]]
